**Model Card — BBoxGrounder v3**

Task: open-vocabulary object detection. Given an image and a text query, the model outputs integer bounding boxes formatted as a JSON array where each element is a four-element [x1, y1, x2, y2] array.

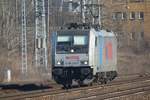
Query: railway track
[[75, 85, 150, 100], [74, 79, 150, 100], [0, 74, 150, 100]]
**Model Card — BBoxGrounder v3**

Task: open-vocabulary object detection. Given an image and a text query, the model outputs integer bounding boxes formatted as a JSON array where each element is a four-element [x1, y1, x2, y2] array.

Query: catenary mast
[[35, 0, 48, 72], [21, 0, 28, 75]]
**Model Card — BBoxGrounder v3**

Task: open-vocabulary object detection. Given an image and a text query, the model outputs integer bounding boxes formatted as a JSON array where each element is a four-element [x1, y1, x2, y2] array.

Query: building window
[[95, 37, 97, 46], [122, 12, 127, 20], [130, 32, 135, 40], [112, 0, 126, 3], [130, 12, 135, 20], [141, 32, 144, 38], [112, 12, 127, 21], [112, 13, 116, 20], [138, 12, 144, 20]]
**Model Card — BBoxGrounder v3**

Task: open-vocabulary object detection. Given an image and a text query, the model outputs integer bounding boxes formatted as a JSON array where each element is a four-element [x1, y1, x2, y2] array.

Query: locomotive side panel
[[95, 30, 117, 73]]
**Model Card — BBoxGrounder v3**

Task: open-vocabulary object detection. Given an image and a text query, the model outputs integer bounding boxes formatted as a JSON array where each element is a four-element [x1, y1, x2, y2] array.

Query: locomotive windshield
[[57, 36, 72, 46], [74, 36, 87, 45], [56, 34, 88, 54]]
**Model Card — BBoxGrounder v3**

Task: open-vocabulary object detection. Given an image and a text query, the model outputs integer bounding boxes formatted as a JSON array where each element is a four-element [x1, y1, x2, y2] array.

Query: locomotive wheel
[[89, 82, 93, 86], [64, 84, 68, 89], [97, 78, 102, 85], [99, 78, 107, 84], [103, 78, 108, 84], [78, 80, 82, 87], [64, 84, 72, 89], [96, 73, 103, 85]]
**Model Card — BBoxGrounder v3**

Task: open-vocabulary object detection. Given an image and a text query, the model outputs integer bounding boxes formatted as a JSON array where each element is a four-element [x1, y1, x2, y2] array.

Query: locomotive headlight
[[84, 61, 88, 65], [56, 60, 64, 65], [57, 61, 61, 65], [70, 49, 74, 53], [81, 61, 88, 65]]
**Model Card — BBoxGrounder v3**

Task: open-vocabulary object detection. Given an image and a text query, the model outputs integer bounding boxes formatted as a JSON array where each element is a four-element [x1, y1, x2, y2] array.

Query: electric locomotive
[[51, 27, 117, 88]]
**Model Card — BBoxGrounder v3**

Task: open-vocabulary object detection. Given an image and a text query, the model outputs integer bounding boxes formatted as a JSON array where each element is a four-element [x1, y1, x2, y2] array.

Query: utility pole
[[35, 0, 48, 73], [80, 0, 86, 23], [98, 0, 102, 28], [21, 0, 28, 75], [80, 0, 101, 26], [69, 0, 73, 12], [47, 0, 52, 78], [60, 0, 64, 12]]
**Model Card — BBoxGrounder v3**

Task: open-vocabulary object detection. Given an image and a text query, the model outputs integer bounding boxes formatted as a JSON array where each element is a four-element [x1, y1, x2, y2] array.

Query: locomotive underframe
[[52, 66, 117, 88], [52, 67, 93, 87]]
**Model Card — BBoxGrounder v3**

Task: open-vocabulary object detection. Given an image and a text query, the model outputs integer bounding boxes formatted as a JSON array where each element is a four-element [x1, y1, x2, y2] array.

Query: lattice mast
[[80, 0, 86, 23], [21, 0, 28, 74], [80, 0, 101, 26], [35, 0, 48, 70]]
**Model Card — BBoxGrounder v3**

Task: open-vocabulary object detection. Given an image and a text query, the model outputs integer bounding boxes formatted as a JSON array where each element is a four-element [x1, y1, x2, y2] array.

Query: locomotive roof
[[56, 29, 115, 37], [94, 29, 115, 37], [57, 29, 90, 32], [57, 29, 91, 35]]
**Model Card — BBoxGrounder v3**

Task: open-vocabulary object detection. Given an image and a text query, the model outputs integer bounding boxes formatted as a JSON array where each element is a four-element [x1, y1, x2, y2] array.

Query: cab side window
[[95, 37, 97, 46]]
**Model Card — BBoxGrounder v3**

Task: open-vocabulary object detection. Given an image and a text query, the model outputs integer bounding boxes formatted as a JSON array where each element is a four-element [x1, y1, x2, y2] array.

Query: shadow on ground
[[0, 84, 53, 92]]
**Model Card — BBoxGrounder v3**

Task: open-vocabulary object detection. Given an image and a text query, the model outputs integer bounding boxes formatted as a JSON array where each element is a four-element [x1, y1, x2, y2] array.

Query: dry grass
[[0, 52, 51, 83], [118, 47, 150, 75]]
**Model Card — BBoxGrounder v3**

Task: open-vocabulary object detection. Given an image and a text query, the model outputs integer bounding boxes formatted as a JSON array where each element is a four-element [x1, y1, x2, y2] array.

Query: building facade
[[100, 0, 150, 48]]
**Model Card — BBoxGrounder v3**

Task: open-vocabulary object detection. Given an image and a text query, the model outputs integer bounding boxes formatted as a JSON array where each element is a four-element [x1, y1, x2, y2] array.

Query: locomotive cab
[[52, 29, 93, 87]]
